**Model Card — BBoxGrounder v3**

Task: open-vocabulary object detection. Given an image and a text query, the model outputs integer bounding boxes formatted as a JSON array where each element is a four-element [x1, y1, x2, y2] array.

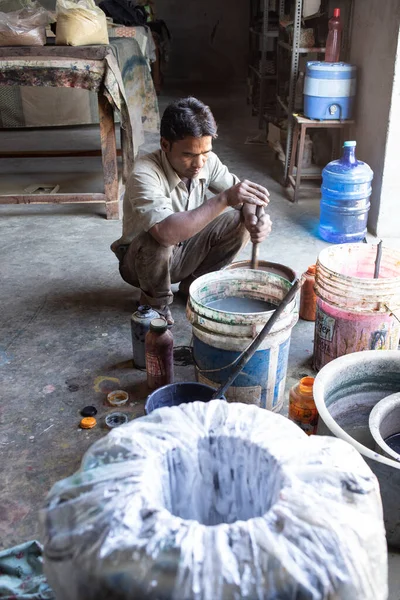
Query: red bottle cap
[[333, 8, 340, 17]]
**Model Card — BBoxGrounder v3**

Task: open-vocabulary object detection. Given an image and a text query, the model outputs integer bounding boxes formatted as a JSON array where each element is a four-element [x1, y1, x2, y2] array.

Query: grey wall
[[350, 0, 400, 236], [156, 0, 249, 85], [379, 38, 400, 235]]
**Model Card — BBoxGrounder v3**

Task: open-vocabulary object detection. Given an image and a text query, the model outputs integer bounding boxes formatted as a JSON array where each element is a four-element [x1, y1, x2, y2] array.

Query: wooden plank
[[294, 125, 307, 203], [0, 150, 122, 159], [0, 193, 106, 205], [295, 115, 355, 126], [0, 45, 110, 60], [98, 92, 120, 220], [120, 126, 130, 183]]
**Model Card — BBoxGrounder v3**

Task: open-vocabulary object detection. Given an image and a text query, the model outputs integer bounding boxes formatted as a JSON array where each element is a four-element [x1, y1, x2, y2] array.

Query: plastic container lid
[[107, 390, 129, 407], [149, 317, 168, 332], [306, 61, 356, 72], [80, 417, 97, 429], [105, 412, 129, 428]]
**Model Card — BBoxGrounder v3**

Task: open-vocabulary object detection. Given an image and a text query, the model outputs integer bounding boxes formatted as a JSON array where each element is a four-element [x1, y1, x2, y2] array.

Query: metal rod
[[211, 276, 305, 400], [374, 240, 383, 278], [258, 0, 270, 128], [284, 0, 303, 184], [250, 205, 263, 269]]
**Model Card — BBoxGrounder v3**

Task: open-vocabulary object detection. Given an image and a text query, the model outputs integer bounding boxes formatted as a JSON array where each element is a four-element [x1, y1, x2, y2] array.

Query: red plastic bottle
[[145, 317, 174, 390], [325, 8, 342, 63]]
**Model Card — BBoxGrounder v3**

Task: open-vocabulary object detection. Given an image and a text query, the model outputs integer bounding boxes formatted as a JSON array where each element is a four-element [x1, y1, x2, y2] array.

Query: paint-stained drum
[[314, 244, 400, 370]]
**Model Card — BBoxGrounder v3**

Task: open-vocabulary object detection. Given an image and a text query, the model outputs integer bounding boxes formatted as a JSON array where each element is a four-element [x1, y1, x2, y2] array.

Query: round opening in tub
[[162, 436, 283, 525]]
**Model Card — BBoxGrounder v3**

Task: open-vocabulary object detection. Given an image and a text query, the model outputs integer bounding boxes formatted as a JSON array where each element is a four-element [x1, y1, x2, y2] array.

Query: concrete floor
[[1, 86, 399, 598]]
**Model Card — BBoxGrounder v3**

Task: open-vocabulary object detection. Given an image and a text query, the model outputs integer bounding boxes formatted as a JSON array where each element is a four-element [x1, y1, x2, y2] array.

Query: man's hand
[[225, 179, 270, 208], [243, 204, 272, 244]]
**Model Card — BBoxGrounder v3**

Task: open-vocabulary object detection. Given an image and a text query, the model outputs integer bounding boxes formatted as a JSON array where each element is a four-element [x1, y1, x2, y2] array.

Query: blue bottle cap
[[343, 141, 357, 147]]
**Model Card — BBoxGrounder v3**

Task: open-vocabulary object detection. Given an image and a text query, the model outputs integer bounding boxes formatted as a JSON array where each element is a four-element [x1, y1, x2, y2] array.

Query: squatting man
[[112, 96, 272, 325]]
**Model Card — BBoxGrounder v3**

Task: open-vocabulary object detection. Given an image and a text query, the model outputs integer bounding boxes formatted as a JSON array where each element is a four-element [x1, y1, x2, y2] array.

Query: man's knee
[[120, 232, 173, 286], [129, 232, 173, 263]]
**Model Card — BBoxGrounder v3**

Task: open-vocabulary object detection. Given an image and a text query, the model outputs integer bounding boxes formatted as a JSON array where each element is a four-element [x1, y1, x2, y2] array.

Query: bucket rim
[[225, 260, 297, 283], [188, 268, 296, 325], [145, 382, 227, 414], [313, 350, 400, 471], [316, 243, 400, 284]]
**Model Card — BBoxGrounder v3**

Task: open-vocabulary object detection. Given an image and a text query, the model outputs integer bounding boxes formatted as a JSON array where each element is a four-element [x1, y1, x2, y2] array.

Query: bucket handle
[[385, 304, 400, 324]]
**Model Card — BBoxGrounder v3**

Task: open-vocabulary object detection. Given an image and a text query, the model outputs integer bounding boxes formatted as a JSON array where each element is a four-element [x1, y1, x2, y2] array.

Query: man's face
[[161, 136, 212, 179]]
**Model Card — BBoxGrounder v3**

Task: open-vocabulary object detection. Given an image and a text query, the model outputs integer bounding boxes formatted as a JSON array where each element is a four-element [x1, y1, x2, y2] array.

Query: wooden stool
[[288, 114, 355, 203]]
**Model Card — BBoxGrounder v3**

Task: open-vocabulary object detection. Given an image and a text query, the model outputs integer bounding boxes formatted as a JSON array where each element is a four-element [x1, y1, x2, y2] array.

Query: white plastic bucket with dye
[[314, 244, 400, 370], [187, 269, 298, 411]]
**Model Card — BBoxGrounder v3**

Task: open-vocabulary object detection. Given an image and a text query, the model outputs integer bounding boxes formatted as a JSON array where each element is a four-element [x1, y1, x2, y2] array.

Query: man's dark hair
[[160, 97, 218, 143]]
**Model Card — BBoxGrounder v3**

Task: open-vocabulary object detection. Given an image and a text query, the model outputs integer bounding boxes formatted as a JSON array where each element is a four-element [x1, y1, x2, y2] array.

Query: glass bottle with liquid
[[288, 377, 319, 435], [145, 317, 174, 390]]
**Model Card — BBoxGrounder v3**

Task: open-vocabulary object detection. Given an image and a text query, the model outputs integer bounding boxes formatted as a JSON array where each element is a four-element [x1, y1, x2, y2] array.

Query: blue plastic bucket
[[145, 382, 226, 414], [187, 269, 299, 412]]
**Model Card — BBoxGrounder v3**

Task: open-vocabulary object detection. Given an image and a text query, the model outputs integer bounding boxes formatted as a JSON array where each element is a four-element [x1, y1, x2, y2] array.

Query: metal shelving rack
[[265, 0, 326, 184], [247, 0, 279, 127], [264, 0, 353, 185]]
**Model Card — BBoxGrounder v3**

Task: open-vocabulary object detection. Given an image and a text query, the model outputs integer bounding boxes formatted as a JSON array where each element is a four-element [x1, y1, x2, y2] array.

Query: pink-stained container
[[314, 244, 400, 371]]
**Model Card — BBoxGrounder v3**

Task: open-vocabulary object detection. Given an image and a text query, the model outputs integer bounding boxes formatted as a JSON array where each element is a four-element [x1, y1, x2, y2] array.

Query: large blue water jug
[[319, 141, 373, 243]]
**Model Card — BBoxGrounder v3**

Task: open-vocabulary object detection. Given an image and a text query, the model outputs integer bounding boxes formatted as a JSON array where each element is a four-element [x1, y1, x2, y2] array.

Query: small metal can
[[131, 305, 159, 368]]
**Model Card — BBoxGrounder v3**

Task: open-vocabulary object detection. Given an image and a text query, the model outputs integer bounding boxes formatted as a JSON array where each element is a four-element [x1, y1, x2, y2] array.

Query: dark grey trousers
[[119, 210, 250, 307]]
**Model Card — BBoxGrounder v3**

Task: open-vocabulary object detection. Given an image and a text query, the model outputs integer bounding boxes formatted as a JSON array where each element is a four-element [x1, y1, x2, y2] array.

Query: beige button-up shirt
[[113, 149, 239, 247]]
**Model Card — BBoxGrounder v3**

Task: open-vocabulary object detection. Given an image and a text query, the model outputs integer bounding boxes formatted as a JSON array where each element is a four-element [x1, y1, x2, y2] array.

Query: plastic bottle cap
[[80, 405, 98, 417], [299, 377, 315, 395], [150, 317, 168, 332], [80, 416, 97, 429], [307, 265, 316, 275], [138, 305, 152, 313], [343, 141, 356, 147], [333, 8, 340, 17]]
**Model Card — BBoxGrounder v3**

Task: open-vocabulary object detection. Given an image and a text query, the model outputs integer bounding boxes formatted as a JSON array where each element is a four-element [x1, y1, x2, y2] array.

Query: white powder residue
[[42, 400, 388, 600]]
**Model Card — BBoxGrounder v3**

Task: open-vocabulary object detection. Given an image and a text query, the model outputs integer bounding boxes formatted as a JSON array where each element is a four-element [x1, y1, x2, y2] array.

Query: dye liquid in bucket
[[314, 244, 400, 370], [206, 297, 276, 313], [187, 269, 298, 411], [319, 141, 373, 244], [385, 434, 400, 456]]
